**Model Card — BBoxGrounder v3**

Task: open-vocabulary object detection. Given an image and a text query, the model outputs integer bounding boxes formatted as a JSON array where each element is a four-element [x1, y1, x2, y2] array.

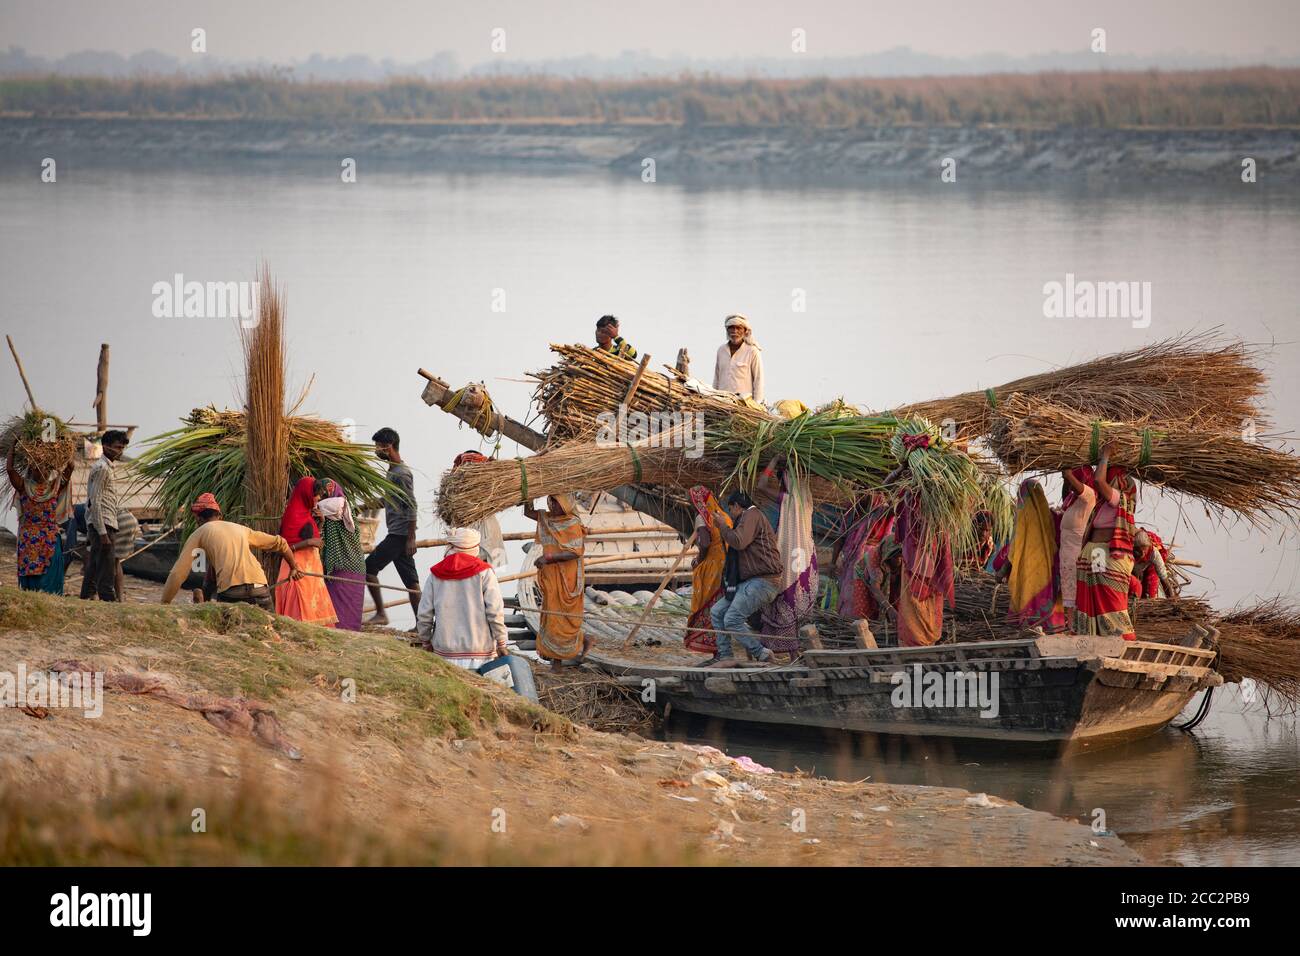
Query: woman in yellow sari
[[525, 494, 590, 665], [996, 479, 1066, 632], [685, 485, 731, 655]]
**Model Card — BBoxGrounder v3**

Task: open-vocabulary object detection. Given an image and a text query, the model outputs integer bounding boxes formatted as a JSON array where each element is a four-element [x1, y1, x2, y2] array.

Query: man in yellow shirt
[[161, 493, 300, 610]]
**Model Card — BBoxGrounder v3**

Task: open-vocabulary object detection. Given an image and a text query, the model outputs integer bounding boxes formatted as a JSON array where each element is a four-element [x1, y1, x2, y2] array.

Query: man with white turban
[[416, 527, 509, 669], [713, 314, 765, 403]]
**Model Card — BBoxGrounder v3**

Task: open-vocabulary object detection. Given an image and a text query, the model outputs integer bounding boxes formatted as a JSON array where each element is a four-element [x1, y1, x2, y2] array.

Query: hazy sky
[[4, 0, 1299, 64]]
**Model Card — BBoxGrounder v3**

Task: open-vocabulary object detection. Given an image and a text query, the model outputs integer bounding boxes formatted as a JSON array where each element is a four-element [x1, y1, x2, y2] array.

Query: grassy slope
[[0, 584, 562, 741]]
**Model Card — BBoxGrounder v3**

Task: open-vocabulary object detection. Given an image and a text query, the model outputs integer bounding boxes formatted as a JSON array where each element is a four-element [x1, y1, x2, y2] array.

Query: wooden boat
[[587, 629, 1222, 750]]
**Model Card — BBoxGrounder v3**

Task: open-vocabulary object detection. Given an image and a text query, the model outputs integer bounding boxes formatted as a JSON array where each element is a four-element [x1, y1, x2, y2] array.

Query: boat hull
[[590, 634, 1221, 749]]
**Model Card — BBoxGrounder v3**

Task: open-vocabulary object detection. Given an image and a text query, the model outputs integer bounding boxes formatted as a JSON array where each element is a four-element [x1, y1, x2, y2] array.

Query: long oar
[[621, 547, 694, 647]]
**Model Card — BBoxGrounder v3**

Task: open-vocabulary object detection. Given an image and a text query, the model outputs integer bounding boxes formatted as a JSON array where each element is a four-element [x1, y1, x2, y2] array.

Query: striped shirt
[[599, 336, 637, 361], [86, 456, 120, 535]]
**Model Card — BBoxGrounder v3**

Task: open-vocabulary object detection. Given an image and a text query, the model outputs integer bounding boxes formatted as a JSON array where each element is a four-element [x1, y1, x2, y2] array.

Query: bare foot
[[365, 612, 389, 625]]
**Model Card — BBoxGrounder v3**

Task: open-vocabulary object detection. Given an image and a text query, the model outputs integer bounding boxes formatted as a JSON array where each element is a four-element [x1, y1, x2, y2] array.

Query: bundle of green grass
[[135, 406, 405, 536], [711, 410, 1012, 561]]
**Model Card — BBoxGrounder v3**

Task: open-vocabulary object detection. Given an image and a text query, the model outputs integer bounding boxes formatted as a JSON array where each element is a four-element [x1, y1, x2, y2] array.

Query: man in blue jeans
[[706, 490, 782, 666]]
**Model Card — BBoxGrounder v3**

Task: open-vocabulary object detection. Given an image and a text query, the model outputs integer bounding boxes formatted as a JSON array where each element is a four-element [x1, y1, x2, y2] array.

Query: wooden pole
[[622, 353, 652, 407], [497, 548, 694, 585], [675, 348, 690, 377], [853, 619, 879, 650], [5, 335, 38, 410], [93, 343, 110, 433], [621, 546, 694, 647]]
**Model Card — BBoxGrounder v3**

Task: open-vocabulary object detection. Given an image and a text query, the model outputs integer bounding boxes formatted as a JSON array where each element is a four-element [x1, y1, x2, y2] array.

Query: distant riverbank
[[3, 115, 1298, 183]]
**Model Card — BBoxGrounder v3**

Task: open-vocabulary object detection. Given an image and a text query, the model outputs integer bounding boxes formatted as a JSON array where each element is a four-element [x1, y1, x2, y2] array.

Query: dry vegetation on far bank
[[3, 68, 1299, 128]]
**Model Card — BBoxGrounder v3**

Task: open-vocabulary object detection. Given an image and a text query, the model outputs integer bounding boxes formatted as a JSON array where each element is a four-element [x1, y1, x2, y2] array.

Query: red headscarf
[[453, 451, 490, 468], [280, 476, 320, 545]]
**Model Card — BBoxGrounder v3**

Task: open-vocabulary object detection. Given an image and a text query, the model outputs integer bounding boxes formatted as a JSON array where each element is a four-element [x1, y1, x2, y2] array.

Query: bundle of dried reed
[[243, 264, 288, 538], [437, 441, 729, 527], [899, 331, 1267, 440], [988, 393, 1300, 524]]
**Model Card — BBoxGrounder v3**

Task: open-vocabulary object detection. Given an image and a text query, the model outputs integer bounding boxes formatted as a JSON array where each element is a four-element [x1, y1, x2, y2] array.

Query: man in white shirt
[[416, 527, 508, 669], [82, 429, 128, 602], [713, 314, 765, 403]]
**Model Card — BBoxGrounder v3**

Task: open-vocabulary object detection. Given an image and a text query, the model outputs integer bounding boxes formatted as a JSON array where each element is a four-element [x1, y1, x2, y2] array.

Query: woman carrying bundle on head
[[317, 479, 365, 631], [274, 476, 337, 627], [524, 494, 591, 666], [685, 485, 732, 656], [995, 479, 1066, 633], [831, 493, 895, 621], [1058, 466, 1098, 618], [6, 443, 73, 594], [1074, 443, 1138, 639], [869, 493, 954, 648]]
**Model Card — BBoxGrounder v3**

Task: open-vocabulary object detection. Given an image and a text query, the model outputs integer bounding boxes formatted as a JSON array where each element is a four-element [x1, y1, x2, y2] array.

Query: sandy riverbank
[[2, 115, 1297, 183], [0, 544, 1142, 866]]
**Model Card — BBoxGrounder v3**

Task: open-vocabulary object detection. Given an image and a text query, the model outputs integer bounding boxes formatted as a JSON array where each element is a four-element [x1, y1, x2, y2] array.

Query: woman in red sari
[[274, 476, 337, 626], [1074, 444, 1138, 639]]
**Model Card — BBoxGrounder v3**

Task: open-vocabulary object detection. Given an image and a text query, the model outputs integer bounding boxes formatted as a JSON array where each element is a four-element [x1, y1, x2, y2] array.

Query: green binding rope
[[626, 443, 642, 483], [984, 388, 998, 408], [1089, 421, 1102, 462], [516, 457, 529, 502], [1139, 429, 1153, 468]]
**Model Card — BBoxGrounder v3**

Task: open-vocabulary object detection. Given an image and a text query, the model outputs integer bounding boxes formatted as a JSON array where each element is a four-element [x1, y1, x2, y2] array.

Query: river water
[[1, 161, 1297, 863]]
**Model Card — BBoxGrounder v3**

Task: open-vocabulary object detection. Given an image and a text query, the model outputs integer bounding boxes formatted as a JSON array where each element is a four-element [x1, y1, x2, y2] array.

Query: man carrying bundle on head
[[161, 494, 300, 610], [706, 489, 781, 666], [714, 314, 765, 404], [594, 314, 637, 360]]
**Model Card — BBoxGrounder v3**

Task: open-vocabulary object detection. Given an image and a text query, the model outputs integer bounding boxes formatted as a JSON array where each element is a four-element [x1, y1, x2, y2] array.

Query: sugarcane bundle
[[135, 406, 403, 537], [900, 331, 1267, 440], [988, 393, 1300, 524], [532, 344, 773, 442], [0, 410, 78, 509]]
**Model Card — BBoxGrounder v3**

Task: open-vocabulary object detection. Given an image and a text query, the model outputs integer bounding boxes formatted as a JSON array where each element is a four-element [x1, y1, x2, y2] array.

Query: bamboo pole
[[497, 548, 694, 585], [94, 343, 109, 433], [6, 335, 38, 410], [621, 546, 694, 647], [622, 353, 652, 406]]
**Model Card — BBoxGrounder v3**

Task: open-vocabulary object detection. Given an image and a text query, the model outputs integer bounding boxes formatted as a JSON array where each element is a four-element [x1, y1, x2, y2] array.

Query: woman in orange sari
[[685, 485, 731, 655], [525, 494, 589, 665], [274, 476, 337, 626]]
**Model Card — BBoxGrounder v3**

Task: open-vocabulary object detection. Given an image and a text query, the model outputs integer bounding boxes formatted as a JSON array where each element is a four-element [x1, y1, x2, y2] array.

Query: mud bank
[[0, 562, 1140, 865], [2, 115, 1297, 183]]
